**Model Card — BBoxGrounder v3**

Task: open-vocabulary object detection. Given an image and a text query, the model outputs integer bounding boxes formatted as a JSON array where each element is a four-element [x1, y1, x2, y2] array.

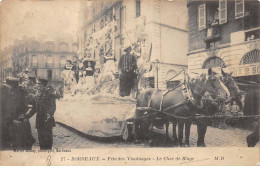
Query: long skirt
[[119, 71, 136, 97]]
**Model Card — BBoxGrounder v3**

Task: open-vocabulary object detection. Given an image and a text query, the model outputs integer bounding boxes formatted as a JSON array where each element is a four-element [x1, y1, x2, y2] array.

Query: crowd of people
[[61, 58, 100, 96], [61, 46, 138, 98], [0, 75, 57, 150]]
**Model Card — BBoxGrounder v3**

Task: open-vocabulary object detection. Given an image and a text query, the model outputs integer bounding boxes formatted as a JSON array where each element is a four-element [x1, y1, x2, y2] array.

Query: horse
[[220, 69, 260, 147], [173, 68, 243, 147], [134, 68, 231, 147], [220, 69, 243, 107]]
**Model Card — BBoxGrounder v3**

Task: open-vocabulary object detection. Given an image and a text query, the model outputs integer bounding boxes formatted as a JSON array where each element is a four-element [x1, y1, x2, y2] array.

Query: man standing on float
[[118, 46, 137, 97]]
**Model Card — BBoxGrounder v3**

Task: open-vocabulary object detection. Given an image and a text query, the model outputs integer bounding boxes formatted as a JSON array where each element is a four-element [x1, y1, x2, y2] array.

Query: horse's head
[[220, 69, 242, 99], [220, 68, 244, 110], [204, 68, 230, 103]]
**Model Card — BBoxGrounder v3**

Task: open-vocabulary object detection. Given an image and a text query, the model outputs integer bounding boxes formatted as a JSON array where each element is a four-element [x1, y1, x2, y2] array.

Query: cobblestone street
[[154, 124, 253, 147], [29, 115, 147, 149], [26, 94, 257, 149], [29, 114, 253, 149]]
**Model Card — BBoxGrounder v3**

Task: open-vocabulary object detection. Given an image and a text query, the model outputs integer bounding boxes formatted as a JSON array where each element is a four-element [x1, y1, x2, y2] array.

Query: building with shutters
[[0, 39, 78, 89], [78, 0, 188, 89], [187, 0, 260, 90]]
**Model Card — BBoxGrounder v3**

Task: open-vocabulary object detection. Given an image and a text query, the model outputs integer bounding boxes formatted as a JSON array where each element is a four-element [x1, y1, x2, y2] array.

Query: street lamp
[[153, 59, 160, 89]]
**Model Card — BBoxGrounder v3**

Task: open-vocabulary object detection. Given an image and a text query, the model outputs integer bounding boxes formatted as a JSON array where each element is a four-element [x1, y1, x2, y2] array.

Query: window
[[32, 55, 38, 67], [47, 70, 52, 82], [219, 0, 227, 24], [60, 56, 66, 68], [198, 4, 206, 30], [235, 0, 244, 19], [47, 55, 53, 67], [136, 0, 141, 18]]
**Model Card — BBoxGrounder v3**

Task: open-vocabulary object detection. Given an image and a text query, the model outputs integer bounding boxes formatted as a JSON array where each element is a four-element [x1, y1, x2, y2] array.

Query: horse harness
[[137, 72, 204, 119]]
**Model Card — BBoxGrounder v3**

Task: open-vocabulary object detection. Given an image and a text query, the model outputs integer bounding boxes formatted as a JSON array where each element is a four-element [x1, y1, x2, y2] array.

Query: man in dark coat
[[118, 46, 137, 97], [24, 78, 56, 150], [0, 77, 35, 150]]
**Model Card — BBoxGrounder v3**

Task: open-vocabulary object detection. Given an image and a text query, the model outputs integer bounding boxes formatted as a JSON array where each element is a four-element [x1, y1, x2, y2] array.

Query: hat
[[36, 79, 49, 86], [124, 46, 132, 52], [66, 60, 72, 64], [6, 77, 19, 86], [65, 64, 73, 70]]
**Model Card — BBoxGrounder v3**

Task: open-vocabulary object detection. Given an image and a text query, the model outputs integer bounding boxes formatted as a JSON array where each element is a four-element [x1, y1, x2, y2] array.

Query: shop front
[[229, 63, 260, 91], [199, 49, 260, 118]]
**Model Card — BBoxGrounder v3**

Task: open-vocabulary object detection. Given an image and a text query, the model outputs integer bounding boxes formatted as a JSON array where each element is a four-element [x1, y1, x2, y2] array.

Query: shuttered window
[[32, 55, 38, 67], [219, 0, 227, 24], [198, 4, 206, 30], [60, 56, 66, 68], [47, 55, 53, 68], [235, 0, 244, 19]]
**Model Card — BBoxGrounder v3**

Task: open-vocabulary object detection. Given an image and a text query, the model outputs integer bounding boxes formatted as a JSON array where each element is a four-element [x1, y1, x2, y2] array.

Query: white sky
[[0, 0, 81, 50]]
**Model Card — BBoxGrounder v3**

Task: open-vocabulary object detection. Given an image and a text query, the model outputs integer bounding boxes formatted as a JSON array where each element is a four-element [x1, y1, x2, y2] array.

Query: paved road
[[28, 95, 254, 148], [153, 124, 252, 147], [29, 115, 253, 149], [29, 116, 147, 149]]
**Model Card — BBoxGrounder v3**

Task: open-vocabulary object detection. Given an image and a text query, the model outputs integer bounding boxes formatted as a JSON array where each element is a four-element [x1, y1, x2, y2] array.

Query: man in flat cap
[[24, 78, 56, 150], [118, 46, 137, 97]]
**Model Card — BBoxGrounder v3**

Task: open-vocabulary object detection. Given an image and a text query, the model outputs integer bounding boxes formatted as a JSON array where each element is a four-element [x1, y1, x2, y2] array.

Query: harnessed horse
[[134, 68, 231, 147], [173, 68, 243, 147]]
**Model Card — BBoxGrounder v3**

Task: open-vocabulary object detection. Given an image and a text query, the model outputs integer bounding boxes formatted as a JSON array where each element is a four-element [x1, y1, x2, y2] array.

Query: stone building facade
[[0, 39, 77, 89], [187, 0, 260, 90], [78, 0, 188, 89]]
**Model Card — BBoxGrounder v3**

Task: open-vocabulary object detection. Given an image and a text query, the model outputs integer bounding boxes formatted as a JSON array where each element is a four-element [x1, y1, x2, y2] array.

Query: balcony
[[204, 23, 221, 44]]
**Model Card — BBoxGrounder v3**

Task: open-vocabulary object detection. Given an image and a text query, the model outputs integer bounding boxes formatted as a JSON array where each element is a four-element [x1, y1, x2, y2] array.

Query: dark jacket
[[118, 53, 137, 72], [26, 86, 56, 129], [0, 83, 34, 149], [0, 84, 27, 121]]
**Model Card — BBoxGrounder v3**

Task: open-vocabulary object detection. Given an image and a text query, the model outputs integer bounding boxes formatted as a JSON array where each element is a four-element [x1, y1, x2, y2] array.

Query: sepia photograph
[[0, 0, 259, 166]]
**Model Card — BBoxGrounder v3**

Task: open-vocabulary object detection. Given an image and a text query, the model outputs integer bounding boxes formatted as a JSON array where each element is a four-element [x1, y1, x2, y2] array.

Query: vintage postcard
[[0, 0, 259, 166]]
